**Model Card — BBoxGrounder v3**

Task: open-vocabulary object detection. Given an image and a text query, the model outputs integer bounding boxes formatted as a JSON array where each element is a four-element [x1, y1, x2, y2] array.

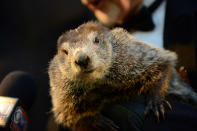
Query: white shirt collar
[[143, 0, 157, 7], [132, 0, 166, 48]]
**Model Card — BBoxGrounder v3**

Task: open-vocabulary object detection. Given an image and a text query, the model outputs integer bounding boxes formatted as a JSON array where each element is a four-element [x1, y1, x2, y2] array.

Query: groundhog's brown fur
[[48, 21, 196, 131]]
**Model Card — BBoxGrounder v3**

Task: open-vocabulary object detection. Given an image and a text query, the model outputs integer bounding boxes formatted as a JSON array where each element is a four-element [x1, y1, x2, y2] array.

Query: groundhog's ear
[[110, 27, 127, 35], [107, 27, 131, 40], [57, 34, 66, 49]]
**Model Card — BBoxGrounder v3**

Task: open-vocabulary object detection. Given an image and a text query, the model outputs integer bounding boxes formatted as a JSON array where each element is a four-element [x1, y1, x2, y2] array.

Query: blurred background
[[0, 0, 94, 130]]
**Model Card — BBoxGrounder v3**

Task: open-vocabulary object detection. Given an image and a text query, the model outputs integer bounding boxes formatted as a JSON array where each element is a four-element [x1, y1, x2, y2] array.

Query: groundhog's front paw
[[144, 99, 172, 122]]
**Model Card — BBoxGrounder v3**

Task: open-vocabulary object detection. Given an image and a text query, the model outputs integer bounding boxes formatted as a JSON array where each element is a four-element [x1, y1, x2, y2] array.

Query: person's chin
[[94, 1, 121, 27]]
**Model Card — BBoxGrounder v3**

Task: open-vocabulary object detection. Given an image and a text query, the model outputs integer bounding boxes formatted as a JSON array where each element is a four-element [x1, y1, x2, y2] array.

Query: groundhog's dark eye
[[62, 49, 68, 55], [94, 37, 100, 44]]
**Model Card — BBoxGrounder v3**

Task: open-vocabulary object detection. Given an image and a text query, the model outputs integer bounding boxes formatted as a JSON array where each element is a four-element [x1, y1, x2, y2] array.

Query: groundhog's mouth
[[82, 69, 95, 74], [77, 69, 96, 80]]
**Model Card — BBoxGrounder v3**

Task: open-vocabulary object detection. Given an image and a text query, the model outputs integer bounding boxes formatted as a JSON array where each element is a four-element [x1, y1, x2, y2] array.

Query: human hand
[[81, 0, 143, 26]]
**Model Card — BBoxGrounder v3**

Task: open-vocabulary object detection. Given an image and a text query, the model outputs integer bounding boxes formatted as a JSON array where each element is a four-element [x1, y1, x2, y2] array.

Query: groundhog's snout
[[75, 53, 90, 69]]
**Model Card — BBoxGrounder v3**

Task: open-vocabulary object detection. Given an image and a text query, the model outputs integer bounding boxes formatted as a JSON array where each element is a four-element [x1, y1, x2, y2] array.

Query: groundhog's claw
[[163, 100, 172, 111], [144, 99, 172, 122], [160, 104, 165, 120]]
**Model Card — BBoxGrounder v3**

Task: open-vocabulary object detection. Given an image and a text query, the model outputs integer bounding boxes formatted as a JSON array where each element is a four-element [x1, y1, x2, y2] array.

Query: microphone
[[0, 71, 37, 131], [0, 96, 29, 131]]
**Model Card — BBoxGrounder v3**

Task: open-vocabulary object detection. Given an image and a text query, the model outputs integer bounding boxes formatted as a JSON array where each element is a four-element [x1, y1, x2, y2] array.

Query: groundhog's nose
[[75, 54, 90, 68]]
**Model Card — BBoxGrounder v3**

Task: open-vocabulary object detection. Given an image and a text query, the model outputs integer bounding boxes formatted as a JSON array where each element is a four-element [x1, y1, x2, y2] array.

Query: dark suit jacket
[[164, 0, 197, 90]]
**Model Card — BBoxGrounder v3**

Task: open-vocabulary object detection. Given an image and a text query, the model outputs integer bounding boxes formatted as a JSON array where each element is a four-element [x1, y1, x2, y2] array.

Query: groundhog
[[48, 21, 197, 131]]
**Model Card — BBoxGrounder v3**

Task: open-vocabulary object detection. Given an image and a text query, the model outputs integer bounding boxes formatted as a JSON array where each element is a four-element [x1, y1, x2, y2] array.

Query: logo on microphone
[[10, 107, 29, 131]]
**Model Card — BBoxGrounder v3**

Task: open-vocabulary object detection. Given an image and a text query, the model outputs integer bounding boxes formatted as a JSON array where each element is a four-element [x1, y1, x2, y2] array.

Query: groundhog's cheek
[[94, 67, 105, 78], [92, 60, 107, 79], [70, 61, 80, 75]]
